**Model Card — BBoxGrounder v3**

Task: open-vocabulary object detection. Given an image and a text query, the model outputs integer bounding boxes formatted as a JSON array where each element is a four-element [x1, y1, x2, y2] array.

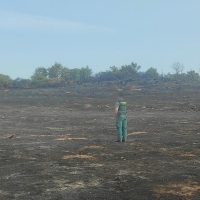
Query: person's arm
[[114, 107, 118, 117], [114, 102, 119, 118]]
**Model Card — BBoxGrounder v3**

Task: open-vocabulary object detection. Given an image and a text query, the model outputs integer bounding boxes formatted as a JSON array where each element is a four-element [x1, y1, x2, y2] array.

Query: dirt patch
[[55, 137, 86, 141], [129, 131, 147, 136], [153, 182, 200, 199], [180, 153, 196, 157], [79, 145, 105, 150], [51, 178, 101, 191], [84, 104, 93, 108], [87, 145, 105, 149], [62, 155, 96, 160], [30, 134, 54, 137]]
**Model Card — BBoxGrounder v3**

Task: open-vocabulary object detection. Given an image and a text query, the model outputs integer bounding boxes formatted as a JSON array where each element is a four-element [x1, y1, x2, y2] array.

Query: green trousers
[[116, 115, 127, 142]]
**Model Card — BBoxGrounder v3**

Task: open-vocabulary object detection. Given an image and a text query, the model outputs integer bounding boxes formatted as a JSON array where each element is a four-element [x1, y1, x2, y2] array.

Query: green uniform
[[115, 100, 127, 142]]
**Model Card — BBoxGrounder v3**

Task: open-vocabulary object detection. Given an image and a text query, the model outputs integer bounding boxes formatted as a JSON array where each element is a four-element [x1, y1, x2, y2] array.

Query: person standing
[[114, 92, 127, 142]]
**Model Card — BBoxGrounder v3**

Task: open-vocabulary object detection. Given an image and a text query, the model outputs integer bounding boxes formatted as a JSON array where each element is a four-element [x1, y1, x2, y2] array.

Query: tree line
[[0, 61, 200, 88]]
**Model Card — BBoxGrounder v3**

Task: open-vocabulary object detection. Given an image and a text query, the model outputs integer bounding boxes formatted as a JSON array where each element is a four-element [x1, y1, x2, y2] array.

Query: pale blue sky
[[0, 0, 199, 79]]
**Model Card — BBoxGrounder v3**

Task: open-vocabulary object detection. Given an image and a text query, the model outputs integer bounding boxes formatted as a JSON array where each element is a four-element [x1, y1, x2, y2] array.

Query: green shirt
[[115, 100, 127, 115]]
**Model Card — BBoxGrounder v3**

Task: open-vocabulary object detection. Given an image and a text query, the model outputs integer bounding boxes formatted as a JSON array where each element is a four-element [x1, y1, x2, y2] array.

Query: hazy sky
[[0, 0, 199, 79]]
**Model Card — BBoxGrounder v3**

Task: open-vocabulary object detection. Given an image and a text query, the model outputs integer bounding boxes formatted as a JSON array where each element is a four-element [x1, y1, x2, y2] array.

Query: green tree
[[145, 67, 159, 79], [79, 66, 93, 81], [0, 74, 12, 87], [70, 68, 80, 81], [186, 70, 199, 82], [120, 62, 141, 76], [110, 66, 120, 74], [61, 67, 71, 80], [48, 62, 63, 79], [31, 67, 48, 80]]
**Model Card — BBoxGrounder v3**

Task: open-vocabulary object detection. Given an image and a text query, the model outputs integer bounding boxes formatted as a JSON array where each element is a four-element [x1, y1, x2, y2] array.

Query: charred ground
[[0, 82, 200, 200]]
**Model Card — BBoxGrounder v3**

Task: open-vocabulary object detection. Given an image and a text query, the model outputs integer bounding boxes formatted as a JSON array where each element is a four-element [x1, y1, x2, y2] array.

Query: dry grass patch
[[55, 135, 86, 141], [127, 84, 142, 91], [117, 169, 131, 176], [30, 134, 54, 137], [180, 153, 196, 157], [129, 132, 147, 136], [84, 104, 93, 108], [116, 88, 123, 91], [153, 182, 200, 199], [86, 146, 105, 150], [88, 163, 104, 167], [55, 137, 68, 141], [52, 179, 101, 191], [4, 135, 21, 139], [62, 154, 96, 160]]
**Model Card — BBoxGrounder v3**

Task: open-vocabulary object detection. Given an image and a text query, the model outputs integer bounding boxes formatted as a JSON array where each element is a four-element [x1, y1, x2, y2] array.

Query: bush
[[0, 74, 12, 87], [13, 78, 31, 88]]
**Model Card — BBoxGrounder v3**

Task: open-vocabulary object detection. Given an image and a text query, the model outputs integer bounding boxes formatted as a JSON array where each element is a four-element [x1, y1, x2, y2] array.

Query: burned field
[[0, 83, 200, 200]]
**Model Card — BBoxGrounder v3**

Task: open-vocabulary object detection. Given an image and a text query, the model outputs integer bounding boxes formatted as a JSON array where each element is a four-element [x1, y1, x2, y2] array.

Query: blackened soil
[[0, 82, 200, 200]]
